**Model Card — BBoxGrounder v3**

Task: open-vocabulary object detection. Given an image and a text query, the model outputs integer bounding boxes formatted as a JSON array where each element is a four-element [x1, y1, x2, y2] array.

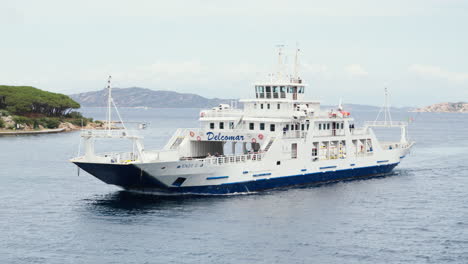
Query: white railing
[[365, 121, 408, 127], [81, 129, 141, 139], [201, 109, 244, 118], [183, 153, 264, 166], [282, 131, 307, 139]]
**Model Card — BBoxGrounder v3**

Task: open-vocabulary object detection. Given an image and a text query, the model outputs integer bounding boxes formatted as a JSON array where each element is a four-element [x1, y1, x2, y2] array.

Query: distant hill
[[322, 104, 411, 112], [413, 102, 468, 113], [70, 87, 237, 108]]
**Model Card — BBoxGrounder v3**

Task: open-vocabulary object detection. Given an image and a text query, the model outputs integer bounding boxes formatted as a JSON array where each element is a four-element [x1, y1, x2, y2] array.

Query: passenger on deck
[[207, 152, 212, 158]]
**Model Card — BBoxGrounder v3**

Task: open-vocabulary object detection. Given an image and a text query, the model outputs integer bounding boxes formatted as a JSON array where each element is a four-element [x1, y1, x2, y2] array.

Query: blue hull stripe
[[253, 173, 271, 177], [206, 176, 229, 180], [320, 166, 337, 169], [74, 162, 400, 195]]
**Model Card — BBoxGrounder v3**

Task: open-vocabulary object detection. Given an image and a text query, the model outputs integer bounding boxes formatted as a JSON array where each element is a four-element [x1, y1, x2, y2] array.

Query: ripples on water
[[0, 108, 467, 264]]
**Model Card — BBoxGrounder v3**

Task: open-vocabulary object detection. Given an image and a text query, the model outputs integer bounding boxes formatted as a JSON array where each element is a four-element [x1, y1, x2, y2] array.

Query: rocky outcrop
[[413, 102, 468, 113]]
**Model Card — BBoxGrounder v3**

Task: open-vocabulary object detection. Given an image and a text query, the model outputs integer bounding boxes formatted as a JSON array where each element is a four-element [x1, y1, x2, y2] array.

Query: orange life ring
[[197, 136, 201, 141], [258, 133, 264, 140], [189, 131, 195, 137]]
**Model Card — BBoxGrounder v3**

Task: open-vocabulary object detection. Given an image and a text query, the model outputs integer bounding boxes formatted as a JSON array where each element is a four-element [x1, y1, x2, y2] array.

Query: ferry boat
[[71, 49, 414, 194]]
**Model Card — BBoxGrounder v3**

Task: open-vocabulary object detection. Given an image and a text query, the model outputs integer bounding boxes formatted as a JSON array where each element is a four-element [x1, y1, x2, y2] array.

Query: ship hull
[[74, 161, 399, 195]]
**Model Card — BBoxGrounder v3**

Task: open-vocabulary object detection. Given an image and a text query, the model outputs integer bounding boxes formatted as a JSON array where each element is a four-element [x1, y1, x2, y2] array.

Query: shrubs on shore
[[5, 115, 94, 130]]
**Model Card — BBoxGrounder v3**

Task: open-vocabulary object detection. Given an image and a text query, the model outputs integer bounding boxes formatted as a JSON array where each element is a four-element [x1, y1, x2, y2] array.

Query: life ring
[[251, 138, 257, 143], [189, 131, 195, 137], [197, 136, 201, 141], [258, 133, 264, 140]]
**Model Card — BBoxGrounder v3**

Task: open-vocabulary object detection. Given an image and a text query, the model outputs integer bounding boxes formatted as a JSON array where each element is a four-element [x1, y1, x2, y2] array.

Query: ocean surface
[[1, 107, 467, 264]]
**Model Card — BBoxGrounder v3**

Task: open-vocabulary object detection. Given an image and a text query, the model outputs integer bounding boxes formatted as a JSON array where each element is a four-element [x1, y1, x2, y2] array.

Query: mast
[[106, 75, 112, 133], [276, 44, 284, 81], [374, 87, 393, 126], [294, 43, 300, 81]]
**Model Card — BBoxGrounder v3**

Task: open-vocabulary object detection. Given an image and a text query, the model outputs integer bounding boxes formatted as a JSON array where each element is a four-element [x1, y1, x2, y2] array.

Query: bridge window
[[210, 123, 215, 129], [280, 86, 286, 98], [277, 104, 280, 109], [219, 122, 224, 129], [270, 124, 275, 132], [261, 104, 264, 109], [229, 122, 234, 129], [267, 104, 270, 109], [266, 86, 271, 98], [260, 123, 265, 130], [298, 87, 304, 93], [249, 123, 255, 130]]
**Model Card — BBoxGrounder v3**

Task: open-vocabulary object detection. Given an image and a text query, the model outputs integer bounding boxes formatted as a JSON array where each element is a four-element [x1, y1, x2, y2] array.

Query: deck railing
[[187, 153, 264, 166]]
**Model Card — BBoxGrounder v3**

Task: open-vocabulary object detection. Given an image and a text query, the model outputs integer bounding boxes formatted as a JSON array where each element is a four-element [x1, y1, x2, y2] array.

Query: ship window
[[307, 124, 310, 130], [299, 87, 304, 93], [270, 124, 275, 132], [258, 86, 264, 92], [267, 104, 270, 109], [327, 123, 330, 130], [272, 86, 278, 93], [260, 123, 265, 130], [229, 122, 234, 129], [301, 124, 305, 130], [277, 104, 280, 109], [249, 123, 254, 130], [295, 124, 299, 130], [266, 86, 271, 93], [291, 124, 294, 130], [261, 104, 264, 109], [280, 86, 286, 93], [341, 123, 344, 129], [319, 124, 322, 130], [210, 123, 215, 129], [312, 148, 317, 156], [277, 161, 281, 165], [219, 122, 224, 129]]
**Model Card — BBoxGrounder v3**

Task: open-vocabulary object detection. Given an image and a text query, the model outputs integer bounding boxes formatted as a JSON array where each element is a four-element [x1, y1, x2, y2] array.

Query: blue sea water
[[1, 108, 467, 264]]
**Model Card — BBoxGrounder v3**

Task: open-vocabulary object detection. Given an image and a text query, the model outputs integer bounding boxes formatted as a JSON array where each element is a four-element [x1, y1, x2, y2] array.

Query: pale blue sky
[[1, 0, 467, 106]]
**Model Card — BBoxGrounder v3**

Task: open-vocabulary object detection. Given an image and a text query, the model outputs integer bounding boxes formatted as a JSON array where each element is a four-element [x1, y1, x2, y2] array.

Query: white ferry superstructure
[[71, 51, 414, 194]]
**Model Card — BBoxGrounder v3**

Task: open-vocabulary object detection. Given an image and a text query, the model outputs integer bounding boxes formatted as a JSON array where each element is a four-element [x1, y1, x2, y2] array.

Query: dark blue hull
[[74, 162, 399, 195]]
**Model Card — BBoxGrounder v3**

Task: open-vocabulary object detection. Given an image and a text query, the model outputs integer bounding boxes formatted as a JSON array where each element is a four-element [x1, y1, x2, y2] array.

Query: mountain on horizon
[[70, 87, 413, 111], [69, 87, 237, 108]]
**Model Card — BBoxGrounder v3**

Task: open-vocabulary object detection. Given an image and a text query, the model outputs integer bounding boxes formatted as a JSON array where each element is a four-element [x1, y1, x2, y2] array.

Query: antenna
[[294, 43, 300, 80], [276, 44, 285, 80], [106, 75, 112, 133]]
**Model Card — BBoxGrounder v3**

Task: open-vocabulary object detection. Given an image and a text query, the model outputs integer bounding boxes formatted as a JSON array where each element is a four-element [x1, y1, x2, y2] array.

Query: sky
[[1, 0, 467, 107]]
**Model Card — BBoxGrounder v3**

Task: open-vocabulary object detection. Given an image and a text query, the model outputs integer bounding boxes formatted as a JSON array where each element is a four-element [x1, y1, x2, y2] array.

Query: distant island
[[413, 102, 468, 113], [0, 85, 103, 134], [70, 87, 237, 108]]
